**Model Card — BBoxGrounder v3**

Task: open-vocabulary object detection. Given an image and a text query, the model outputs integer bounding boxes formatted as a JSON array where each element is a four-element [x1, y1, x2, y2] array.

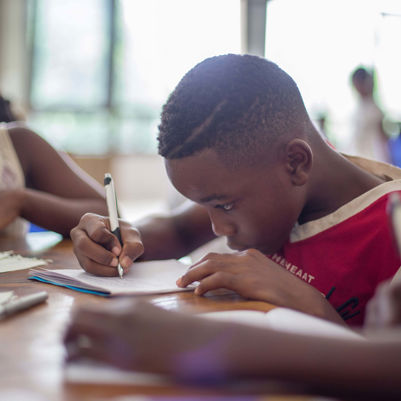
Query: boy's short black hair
[[157, 54, 310, 167]]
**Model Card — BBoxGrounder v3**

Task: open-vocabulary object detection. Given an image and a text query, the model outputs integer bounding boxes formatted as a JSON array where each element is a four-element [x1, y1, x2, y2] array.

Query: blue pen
[[104, 173, 124, 278]]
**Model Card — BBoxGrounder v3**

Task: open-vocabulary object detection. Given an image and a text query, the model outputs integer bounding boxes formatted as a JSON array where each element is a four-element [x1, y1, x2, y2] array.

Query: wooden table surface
[[0, 233, 324, 401]]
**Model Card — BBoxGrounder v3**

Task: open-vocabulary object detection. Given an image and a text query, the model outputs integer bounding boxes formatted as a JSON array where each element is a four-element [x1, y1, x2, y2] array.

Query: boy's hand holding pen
[[70, 174, 144, 277]]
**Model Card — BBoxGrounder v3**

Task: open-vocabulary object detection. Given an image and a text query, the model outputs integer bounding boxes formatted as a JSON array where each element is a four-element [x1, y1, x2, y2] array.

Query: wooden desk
[[0, 235, 316, 401]]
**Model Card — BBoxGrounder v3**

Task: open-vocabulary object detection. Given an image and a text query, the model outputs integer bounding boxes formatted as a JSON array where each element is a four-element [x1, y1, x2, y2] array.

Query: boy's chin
[[226, 240, 243, 251], [227, 240, 250, 252]]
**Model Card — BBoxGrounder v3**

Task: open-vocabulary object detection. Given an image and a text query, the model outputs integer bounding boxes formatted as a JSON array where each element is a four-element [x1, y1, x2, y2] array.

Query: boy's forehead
[[166, 150, 241, 191], [164, 148, 272, 201], [165, 149, 243, 182]]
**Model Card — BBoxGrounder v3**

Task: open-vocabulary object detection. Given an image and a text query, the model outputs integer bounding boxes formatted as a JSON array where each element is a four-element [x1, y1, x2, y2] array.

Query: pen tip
[[118, 264, 124, 279]]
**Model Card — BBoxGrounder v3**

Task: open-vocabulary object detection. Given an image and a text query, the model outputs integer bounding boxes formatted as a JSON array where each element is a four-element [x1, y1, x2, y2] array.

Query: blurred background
[[1, 0, 400, 220]]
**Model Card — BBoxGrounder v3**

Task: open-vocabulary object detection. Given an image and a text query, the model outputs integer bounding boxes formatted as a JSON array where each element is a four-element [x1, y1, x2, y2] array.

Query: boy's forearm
[[268, 271, 347, 326], [297, 286, 347, 326], [136, 204, 215, 261], [134, 215, 195, 260]]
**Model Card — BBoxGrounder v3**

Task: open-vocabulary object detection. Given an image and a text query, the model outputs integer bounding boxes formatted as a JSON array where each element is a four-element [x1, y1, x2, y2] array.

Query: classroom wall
[[70, 153, 176, 221], [69, 154, 171, 202], [111, 154, 170, 203]]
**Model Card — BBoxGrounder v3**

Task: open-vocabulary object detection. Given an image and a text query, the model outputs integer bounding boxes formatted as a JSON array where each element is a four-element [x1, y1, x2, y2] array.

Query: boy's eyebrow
[[199, 194, 229, 203]]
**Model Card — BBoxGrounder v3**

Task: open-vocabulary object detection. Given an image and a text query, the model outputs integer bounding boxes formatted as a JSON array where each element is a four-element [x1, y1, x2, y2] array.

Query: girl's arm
[[8, 125, 107, 237]]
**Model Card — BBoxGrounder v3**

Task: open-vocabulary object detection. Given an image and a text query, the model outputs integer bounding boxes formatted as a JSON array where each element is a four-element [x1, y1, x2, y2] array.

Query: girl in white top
[[0, 123, 107, 237], [0, 124, 27, 236]]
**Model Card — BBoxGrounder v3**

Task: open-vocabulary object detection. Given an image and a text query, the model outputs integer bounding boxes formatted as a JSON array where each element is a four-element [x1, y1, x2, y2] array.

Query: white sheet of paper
[[0, 251, 48, 273], [202, 307, 363, 340], [30, 259, 194, 295]]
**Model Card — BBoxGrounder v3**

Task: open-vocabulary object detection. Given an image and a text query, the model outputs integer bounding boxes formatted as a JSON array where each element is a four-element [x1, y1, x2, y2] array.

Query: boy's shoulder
[[345, 154, 401, 181], [291, 155, 401, 243]]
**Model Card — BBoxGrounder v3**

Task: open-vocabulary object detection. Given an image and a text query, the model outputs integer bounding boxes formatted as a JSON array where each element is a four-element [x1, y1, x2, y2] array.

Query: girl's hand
[[0, 188, 24, 230]]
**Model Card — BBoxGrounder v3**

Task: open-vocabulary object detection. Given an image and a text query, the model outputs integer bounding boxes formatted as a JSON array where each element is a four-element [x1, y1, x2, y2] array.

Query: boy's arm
[[177, 249, 347, 325], [8, 125, 108, 237], [135, 201, 215, 260], [64, 299, 401, 398], [70, 201, 215, 276]]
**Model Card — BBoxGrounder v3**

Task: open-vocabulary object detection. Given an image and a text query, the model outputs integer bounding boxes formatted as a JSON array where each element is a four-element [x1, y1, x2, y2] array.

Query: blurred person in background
[[0, 94, 19, 123], [0, 93, 107, 237], [349, 66, 390, 163]]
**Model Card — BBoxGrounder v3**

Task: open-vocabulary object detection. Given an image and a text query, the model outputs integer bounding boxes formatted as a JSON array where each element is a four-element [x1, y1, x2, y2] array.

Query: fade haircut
[[158, 54, 310, 167]]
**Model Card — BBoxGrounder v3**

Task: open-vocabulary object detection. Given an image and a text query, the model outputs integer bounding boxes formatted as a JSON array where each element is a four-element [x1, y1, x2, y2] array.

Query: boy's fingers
[[72, 214, 145, 276], [72, 214, 120, 254], [178, 253, 243, 287], [78, 255, 120, 277], [73, 230, 118, 265], [194, 271, 235, 296], [178, 259, 222, 287], [119, 227, 145, 268], [189, 252, 234, 269], [83, 216, 121, 252], [71, 227, 119, 276]]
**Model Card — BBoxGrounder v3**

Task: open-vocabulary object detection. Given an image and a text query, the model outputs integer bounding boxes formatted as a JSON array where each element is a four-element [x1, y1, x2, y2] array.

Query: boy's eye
[[216, 202, 234, 212]]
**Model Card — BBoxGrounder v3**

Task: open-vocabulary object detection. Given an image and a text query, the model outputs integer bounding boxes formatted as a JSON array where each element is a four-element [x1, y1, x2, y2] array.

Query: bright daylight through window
[[28, 0, 241, 155]]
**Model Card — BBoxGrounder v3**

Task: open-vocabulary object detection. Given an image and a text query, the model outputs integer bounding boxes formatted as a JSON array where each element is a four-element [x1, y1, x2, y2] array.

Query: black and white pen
[[0, 291, 48, 319], [104, 173, 124, 278]]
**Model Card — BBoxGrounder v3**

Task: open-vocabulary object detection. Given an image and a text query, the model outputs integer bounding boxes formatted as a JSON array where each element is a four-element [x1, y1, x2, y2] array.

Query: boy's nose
[[209, 211, 236, 237]]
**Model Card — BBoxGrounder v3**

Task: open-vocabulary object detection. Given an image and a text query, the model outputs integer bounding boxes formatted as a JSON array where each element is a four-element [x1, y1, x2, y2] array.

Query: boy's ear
[[283, 139, 313, 186]]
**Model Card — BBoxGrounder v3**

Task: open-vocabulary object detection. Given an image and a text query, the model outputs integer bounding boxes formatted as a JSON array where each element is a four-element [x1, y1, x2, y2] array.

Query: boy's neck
[[299, 147, 385, 224]]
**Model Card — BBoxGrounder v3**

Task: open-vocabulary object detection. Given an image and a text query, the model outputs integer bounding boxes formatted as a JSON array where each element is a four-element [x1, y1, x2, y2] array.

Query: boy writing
[[70, 54, 401, 326]]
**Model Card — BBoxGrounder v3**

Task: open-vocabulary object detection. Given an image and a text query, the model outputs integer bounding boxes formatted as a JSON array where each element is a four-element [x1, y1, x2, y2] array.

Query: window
[[28, 0, 241, 154], [265, 0, 401, 149]]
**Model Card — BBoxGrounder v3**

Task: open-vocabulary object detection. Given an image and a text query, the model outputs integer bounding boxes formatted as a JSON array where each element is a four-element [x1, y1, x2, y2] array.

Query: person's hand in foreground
[[70, 213, 144, 277], [64, 282, 401, 396], [64, 299, 232, 380]]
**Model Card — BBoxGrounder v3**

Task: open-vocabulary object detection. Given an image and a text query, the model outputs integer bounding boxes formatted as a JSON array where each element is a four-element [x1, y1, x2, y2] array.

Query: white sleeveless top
[[0, 124, 28, 236]]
